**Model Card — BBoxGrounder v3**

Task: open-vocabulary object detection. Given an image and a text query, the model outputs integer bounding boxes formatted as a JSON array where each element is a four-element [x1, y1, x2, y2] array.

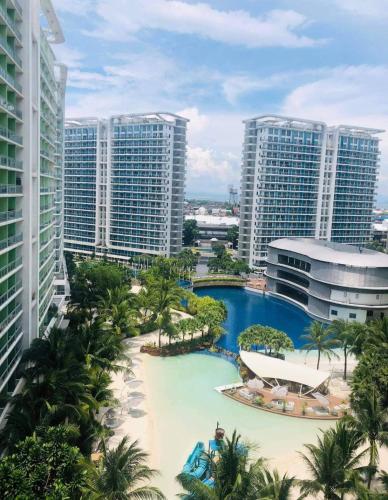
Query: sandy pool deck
[[109, 337, 388, 499]]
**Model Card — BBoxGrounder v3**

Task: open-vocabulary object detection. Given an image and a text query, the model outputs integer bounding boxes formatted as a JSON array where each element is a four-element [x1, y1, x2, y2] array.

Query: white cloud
[[281, 64, 388, 200], [85, 0, 324, 48], [53, 0, 93, 15], [53, 45, 85, 69], [332, 0, 388, 19], [187, 146, 240, 195]]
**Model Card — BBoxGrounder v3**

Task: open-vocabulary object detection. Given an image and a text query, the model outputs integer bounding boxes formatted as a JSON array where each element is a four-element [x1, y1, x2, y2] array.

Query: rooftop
[[185, 215, 239, 226], [245, 114, 384, 136], [269, 238, 388, 268]]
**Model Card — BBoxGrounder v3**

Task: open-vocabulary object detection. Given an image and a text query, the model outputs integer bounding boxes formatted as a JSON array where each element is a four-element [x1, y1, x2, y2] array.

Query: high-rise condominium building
[[64, 113, 188, 260], [0, 0, 67, 421], [239, 115, 383, 268]]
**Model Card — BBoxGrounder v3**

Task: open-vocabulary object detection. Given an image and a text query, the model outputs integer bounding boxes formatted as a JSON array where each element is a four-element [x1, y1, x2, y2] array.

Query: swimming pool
[[195, 286, 312, 351]]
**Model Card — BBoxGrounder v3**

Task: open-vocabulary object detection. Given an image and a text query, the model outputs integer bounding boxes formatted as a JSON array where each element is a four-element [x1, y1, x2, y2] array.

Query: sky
[[53, 0, 388, 204]]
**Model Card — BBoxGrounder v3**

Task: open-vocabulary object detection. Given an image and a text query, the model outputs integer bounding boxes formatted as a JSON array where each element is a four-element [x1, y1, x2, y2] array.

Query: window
[[349, 313, 357, 319], [331, 309, 338, 316]]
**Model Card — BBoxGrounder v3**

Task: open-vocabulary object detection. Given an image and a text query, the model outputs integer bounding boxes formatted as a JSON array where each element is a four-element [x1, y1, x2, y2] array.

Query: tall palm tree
[[300, 420, 366, 499], [86, 437, 165, 499], [245, 466, 295, 500], [301, 321, 340, 370], [348, 388, 388, 488], [328, 319, 356, 380]]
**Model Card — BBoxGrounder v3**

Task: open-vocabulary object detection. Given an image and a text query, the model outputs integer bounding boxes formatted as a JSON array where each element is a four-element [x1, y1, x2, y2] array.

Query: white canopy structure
[[240, 350, 330, 395]]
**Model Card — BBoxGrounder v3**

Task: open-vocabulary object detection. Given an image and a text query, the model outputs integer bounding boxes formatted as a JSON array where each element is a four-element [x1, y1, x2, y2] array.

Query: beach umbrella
[[127, 397, 143, 408], [271, 385, 288, 397], [127, 380, 143, 389], [312, 392, 330, 407], [129, 391, 144, 398], [129, 409, 147, 418], [247, 378, 264, 393]]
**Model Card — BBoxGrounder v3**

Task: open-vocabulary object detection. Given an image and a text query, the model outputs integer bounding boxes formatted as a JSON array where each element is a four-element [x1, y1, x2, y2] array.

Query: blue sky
[[53, 0, 388, 204]]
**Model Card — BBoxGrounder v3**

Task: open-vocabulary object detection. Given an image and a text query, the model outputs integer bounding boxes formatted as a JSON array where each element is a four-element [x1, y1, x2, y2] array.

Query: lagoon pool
[[195, 286, 312, 352], [144, 353, 331, 498]]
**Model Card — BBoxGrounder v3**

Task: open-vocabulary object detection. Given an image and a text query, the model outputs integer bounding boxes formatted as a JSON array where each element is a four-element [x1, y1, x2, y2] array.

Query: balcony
[[0, 184, 22, 194], [0, 339, 22, 390], [0, 302, 22, 332], [0, 34, 22, 67], [0, 209, 22, 224], [0, 279, 22, 308], [0, 155, 22, 171], [0, 4, 22, 41], [0, 64, 21, 93], [0, 325, 23, 364], [0, 233, 22, 251], [0, 126, 22, 145], [0, 256, 22, 281], [0, 95, 22, 120]]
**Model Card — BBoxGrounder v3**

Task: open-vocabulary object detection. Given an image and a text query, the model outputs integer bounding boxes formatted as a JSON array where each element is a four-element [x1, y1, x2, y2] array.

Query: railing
[[0, 34, 22, 67], [0, 279, 22, 306], [0, 209, 22, 223], [0, 302, 22, 331], [0, 256, 22, 280], [0, 64, 22, 93], [0, 233, 22, 251], [0, 342, 22, 388], [0, 184, 22, 194], [0, 126, 22, 145], [10, 0, 22, 18], [0, 324, 23, 361], [0, 155, 22, 170], [0, 3, 22, 41], [0, 94, 22, 119]]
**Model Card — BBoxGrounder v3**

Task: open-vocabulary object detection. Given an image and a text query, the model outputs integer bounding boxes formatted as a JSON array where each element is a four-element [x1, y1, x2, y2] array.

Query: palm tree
[[348, 389, 388, 488], [86, 437, 165, 499], [301, 321, 340, 370], [300, 420, 366, 499], [177, 430, 295, 499], [99, 287, 139, 338], [328, 319, 356, 380], [245, 466, 295, 499]]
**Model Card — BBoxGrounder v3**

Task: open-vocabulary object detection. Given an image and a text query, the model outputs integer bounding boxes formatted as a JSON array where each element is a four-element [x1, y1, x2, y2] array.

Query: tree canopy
[[238, 325, 294, 355], [183, 219, 200, 246]]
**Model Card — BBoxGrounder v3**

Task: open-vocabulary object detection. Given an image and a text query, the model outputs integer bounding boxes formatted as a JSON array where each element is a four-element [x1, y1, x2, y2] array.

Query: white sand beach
[[107, 329, 387, 499]]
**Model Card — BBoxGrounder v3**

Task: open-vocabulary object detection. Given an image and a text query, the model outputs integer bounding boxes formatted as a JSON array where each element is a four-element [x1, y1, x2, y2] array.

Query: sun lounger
[[238, 388, 254, 401]]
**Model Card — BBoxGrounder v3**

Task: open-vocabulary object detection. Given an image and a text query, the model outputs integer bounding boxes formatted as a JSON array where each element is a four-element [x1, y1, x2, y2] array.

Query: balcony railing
[[0, 302, 22, 331], [0, 341, 22, 389], [0, 256, 22, 280], [0, 4, 22, 41], [0, 64, 21, 93], [0, 184, 22, 194], [0, 279, 22, 307], [0, 34, 22, 67], [0, 325, 23, 363], [0, 155, 22, 170], [0, 95, 22, 119], [0, 209, 22, 223], [0, 126, 23, 145], [0, 233, 22, 251]]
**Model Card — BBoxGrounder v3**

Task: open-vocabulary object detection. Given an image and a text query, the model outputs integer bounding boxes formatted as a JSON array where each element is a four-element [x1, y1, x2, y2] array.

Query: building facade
[[239, 115, 383, 268], [64, 113, 188, 261], [266, 238, 388, 323], [0, 0, 66, 422]]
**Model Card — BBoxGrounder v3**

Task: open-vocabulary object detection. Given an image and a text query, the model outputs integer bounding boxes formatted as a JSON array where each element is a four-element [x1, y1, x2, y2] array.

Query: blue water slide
[[182, 441, 205, 475]]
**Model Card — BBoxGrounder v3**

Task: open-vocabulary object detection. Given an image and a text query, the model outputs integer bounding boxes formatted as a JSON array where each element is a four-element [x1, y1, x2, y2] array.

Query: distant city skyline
[[53, 0, 388, 200]]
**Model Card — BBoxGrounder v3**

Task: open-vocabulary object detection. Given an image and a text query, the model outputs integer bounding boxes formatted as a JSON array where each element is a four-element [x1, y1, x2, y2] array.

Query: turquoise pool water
[[144, 353, 332, 498], [195, 286, 312, 352]]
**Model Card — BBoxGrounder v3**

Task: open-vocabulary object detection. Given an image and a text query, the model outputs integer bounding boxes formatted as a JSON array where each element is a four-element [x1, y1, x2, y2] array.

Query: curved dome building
[[266, 238, 388, 322]]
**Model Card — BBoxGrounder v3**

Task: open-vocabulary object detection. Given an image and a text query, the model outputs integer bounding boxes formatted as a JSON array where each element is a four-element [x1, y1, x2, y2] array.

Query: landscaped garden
[[0, 253, 386, 498]]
